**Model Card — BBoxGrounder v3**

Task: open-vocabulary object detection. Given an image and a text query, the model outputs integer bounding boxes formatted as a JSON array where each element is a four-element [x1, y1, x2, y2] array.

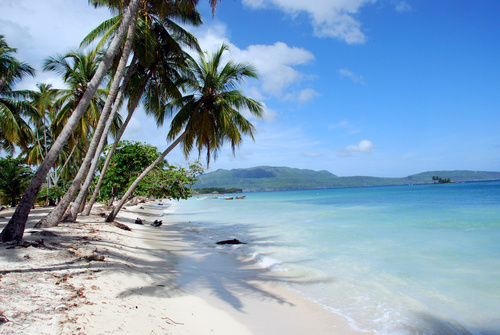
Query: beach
[[0, 201, 365, 335]]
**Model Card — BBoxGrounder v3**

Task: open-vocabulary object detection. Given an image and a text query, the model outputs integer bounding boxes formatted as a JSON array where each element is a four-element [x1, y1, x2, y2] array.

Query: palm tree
[[0, 35, 35, 93], [52, 0, 200, 224], [0, 0, 142, 242], [0, 0, 221, 242], [0, 158, 33, 207], [19, 83, 59, 205], [43, 50, 110, 145], [0, 35, 36, 153], [82, 5, 201, 216], [38, 0, 205, 225], [35, 16, 138, 227], [106, 44, 263, 221]]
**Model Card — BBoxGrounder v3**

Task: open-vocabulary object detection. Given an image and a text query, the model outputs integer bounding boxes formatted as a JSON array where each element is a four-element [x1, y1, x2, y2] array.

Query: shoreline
[[0, 202, 369, 334]]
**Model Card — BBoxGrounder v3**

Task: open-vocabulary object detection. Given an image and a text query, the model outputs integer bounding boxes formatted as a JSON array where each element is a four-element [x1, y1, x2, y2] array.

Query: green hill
[[193, 166, 500, 192]]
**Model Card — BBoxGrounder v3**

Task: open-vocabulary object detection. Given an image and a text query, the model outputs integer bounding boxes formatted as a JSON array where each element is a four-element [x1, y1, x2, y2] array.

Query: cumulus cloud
[[235, 42, 315, 97], [339, 68, 365, 84], [0, 1, 111, 65], [0, 1, 112, 90], [191, 24, 315, 99], [338, 140, 377, 157], [241, 0, 373, 44], [283, 88, 321, 102]]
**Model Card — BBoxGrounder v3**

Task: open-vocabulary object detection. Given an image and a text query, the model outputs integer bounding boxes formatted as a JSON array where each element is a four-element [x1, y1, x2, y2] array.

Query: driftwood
[[216, 239, 246, 245], [109, 221, 131, 231]]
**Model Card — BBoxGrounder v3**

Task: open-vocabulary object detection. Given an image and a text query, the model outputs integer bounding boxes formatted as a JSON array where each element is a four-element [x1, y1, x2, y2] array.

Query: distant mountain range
[[192, 166, 500, 192]]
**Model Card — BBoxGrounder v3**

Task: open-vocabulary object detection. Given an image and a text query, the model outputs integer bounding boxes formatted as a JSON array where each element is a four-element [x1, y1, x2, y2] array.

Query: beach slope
[[0, 203, 367, 334]]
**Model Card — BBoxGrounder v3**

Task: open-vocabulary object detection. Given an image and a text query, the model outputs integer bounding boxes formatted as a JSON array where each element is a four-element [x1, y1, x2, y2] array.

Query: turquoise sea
[[163, 181, 500, 335]]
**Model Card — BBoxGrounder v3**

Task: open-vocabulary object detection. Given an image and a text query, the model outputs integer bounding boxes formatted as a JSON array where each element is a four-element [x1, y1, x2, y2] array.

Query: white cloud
[[394, 1, 412, 13], [283, 88, 320, 102], [338, 140, 377, 157], [191, 24, 315, 98], [234, 42, 315, 97], [0, 0, 112, 91], [242, 0, 373, 44], [0, 0, 111, 66], [339, 68, 365, 84]]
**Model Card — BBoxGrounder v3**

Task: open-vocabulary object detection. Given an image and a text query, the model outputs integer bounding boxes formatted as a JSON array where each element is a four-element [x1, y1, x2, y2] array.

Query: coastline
[[0, 201, 369, 334]]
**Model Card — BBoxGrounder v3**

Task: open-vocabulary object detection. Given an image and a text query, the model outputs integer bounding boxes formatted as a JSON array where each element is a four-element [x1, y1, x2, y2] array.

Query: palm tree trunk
[[82, 71, 151, 216], [78, 189, 88, 213], [36, 10, 139, 228], [67, 23, 139, 221], [0, 0, 141, 242], [69, 56, 138, 219], [106, 129, 188, 222]]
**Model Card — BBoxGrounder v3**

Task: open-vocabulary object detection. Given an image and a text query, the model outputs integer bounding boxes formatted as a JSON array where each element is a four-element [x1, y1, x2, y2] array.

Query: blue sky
[[1, 0, 499, 177]]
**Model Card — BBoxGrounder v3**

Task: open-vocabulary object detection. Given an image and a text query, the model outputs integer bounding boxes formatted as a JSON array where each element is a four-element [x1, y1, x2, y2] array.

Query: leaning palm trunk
[[36, 12, 138, 228], [82, 72, 151, 216], [0, 1, 141, 242], [105, 130, 188, 222], [69, 56, 139, 220]]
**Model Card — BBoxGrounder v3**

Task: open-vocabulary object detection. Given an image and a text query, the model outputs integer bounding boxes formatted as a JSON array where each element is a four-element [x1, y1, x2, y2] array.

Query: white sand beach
[[0, 202, 370, 334]]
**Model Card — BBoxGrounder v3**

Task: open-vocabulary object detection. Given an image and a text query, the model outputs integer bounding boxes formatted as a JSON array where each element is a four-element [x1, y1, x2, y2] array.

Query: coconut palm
[[43, 50, 110, 146], [0, 0, 221, 242], [105, 44, 263, 221], [21, 83, 58, 165], [82, 7, 201, 216], [39, 0, 203, 225], [19, 83, 59, 205], [0, 35, 36, 153], [36, 16, 138, 227], [0, 0, 141, 242], [49, 0, 198, 224]]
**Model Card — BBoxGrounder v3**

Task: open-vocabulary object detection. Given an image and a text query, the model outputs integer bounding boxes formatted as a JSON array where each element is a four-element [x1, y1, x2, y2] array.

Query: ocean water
[[162, 181, 500, 335]]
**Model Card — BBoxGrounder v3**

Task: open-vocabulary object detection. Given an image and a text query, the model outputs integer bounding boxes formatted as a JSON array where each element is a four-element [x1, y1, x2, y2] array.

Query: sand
[[0, 202, 370, 334]]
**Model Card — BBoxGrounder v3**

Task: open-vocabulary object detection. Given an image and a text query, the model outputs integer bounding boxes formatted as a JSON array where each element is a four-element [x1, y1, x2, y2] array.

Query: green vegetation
[[193, 166, 500, 192], [96, 141, 162, 203], [432, 176, 451, 184], [194, 187, 243, 194], [1, 1, 260, 242], [90, 141, 203, 204], [0, 157, 33, 207]]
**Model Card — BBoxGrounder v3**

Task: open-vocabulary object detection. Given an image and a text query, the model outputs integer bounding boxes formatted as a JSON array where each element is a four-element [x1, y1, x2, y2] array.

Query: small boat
[[224, 197, 234, 200], [235, 196, 246, 199]]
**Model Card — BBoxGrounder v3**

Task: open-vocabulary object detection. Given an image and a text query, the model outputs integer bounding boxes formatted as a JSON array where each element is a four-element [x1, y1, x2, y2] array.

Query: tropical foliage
[[135, 162, 204, 200], [0, 35, 35, 154], [105, 43, 263, 222], [0, 0, 263, 243], [0, 157, 33, 207], [37, 185, 66, 207], [432, 176, 451, 184], [92, 141, 203, 203], [96, 141, 162, 202]]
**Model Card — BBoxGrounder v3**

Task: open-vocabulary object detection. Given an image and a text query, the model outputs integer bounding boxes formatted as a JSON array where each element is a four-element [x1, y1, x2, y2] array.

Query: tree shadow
[[410, 312, 500, 335]]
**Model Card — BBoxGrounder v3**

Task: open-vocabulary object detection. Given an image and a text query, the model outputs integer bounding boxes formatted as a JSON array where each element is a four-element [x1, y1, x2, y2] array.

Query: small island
[[432, 176, 451, 184]]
